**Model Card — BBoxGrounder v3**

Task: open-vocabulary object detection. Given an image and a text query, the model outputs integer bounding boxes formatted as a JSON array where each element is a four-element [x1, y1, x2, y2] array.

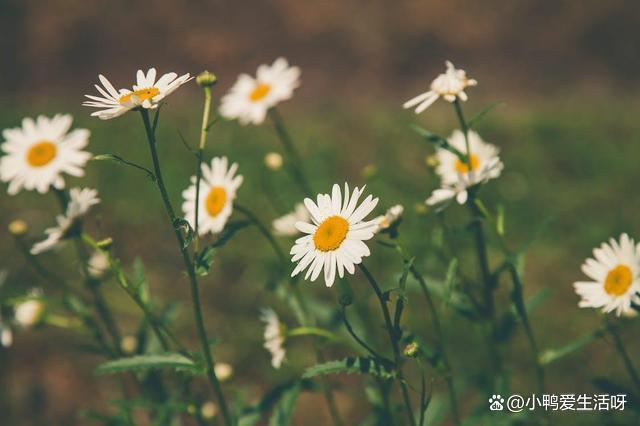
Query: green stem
[[194, 86, 213, 251], [287, 326, 338, 340], [235, 204, 287, 264], [359, 263, 416, 426], [604, 317, 640, 394], [453, 99, 472, 167], [139, 109, 232, 426], [268, 108, 313, 197]]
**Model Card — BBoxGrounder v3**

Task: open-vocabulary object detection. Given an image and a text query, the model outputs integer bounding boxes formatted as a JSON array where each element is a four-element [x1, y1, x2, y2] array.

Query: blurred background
[[1, 0, 640, 425]]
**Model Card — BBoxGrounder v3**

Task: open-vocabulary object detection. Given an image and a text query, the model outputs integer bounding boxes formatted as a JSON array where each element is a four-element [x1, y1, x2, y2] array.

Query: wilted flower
[[220, 58, 300, 125], [574, 234, 640, 317], [403, 61, 477, 113], [272, 203, 310, 237], [31, 188, 100, 255], [182, 157, 243, 235], [290, 183, 378, 287], [0, 115, 91, 195], [84, 68, 192, 119], [260, 308, 286, 369]]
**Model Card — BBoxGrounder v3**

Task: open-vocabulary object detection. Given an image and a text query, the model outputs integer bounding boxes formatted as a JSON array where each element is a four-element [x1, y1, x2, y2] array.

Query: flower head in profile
[[290, 183, 379, 287], [31, 188, 100, 255], [220, 58, 300, 125], [0, 115, 91, 195], [426, 130, 503, 206], [574, 234, 640, 317], [272, 203, 310, 237], [260, 308, 286, 369], [182, 157, 243, 235], [404, 61, 477, 113], [83, 68, 192, 119], [374, 204, 404, 234]]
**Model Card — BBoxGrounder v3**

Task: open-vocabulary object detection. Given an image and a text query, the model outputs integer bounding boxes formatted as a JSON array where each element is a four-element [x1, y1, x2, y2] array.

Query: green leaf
[[302, 357, 395, 380], [131, 257, 149, 303], [410, 125, 466, 161], [467, 101, 505, 129], [93, 154, 155, 181], [173, 218, 194, 249], [539, 328, 606, 365], [95, 353, 201, 375], [268, 382, 302, 426], [195, 220, 251, 276], [443, 258, 458, 308]]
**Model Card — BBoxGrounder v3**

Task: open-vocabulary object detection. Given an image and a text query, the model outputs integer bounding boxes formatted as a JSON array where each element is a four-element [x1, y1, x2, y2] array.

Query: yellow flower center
[[26, 141, 57, 167], [205, 186, 227, 217], [604, 264, 633, 296], [313, 216, 349, 252], [454, 154, 479, 174], [249, 83, 271, 102], [119, 87, 160, 105]]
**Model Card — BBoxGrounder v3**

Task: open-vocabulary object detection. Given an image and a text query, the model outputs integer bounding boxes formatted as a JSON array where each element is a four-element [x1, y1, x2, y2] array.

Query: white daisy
[[374, 204, 404, 233], [31, 187, 100, 255], [272, 203, 310, 237], [0, 115, 91, 195], [403, 61, 477, 113], [82, 75, 137, 120], [260, 308, 286, 369], [426, 130, 503, 206], [182, 157, 243, 235], [290, 183, 379, 287], [220, 58, 301, 125], [574, 234, 640, 317], [84, 68, 192, 119]]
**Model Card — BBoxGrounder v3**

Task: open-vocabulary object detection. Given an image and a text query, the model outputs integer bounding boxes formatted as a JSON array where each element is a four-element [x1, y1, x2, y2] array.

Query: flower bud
[[264, 152, 283, 170], [196, 71, 218, 88], [361, 164, 377, 180], [8, 219, 28, 236], [214, 362, 233, 381], [201, 401, 217, 419], [404, 341, 419, 358], [15, 298, 46, 327], [120, 335, 138, 354], [425, 155, 439, 168]]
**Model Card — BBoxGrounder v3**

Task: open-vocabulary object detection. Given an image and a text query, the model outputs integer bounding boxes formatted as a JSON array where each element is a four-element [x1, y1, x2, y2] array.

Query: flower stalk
[[139, 109, 232, 426]]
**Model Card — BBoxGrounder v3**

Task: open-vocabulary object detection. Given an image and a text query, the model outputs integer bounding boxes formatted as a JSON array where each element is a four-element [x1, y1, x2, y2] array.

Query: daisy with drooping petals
[[272, 203, 310, 237], [260, 308, 286, 369], [220, 58, 301, 125], [83, 68, 192, 119], [290, 183, 379, 287], [374, 204, 404, 233], [425, 130, 503, 206], [182, 157, 243, 235], [31, 187, 100, 255], [404, 61, 477, 114], [0, 115, 91, 195], [574, 234, 640, 317]]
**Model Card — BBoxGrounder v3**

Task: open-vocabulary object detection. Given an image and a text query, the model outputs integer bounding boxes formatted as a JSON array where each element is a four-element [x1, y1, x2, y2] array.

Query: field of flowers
[[0, 59, 639, 426]]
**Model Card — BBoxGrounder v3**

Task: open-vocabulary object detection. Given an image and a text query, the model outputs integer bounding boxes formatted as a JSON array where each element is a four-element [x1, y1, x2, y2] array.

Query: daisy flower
[[0, 115, 91, 195], [574, 234, 640, 317], [290, 183, 379, 287], [374, 204, 404, 233], [31, 187, 100, 255], [272, 203, 310, 237], [83, 68, 192, 119], [403, 61, 477, 114], [182, 157, 243, 235], [426, 130, 503, 206], [260, 308, 286, 369], [220, 58, 300, 125]]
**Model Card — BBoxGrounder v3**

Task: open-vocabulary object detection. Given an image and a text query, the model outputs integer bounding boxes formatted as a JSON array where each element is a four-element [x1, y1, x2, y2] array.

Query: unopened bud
[[201, 401, 217, 419], [196, 71, 218, 87], [8, 219, 28, 236], [15, 298, 46, 328], [214, 362, 233, 381], [120, 335, 138, 354], [414, 203, 428, 215], [425, 155, 439, 168], [362, 164, 377, 180], [404, 341, 419, 358], [264, 152, 283, 170]]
